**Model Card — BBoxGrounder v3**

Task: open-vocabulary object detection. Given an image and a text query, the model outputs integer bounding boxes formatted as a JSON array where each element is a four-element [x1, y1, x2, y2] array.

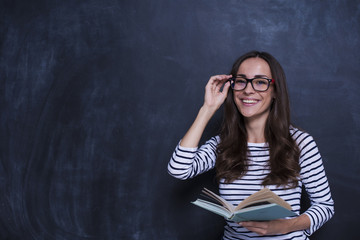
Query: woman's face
[[233, 57, 275, 123]]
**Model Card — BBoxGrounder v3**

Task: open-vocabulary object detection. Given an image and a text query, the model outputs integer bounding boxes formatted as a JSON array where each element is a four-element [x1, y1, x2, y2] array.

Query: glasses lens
[[232, 77, 247, 90], [253, 78, 270, 91]]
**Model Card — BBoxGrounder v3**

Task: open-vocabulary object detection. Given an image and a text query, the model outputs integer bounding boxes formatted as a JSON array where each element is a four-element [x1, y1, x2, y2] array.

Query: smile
[[242, 99, 258, 104]]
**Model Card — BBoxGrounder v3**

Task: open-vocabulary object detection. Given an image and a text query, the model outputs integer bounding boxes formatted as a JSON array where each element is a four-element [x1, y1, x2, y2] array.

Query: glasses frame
[[229, 76, 275, 92]]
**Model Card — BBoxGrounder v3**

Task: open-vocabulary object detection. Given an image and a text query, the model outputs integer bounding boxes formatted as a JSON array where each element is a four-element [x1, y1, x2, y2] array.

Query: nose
[[243, 81, 255, 94]]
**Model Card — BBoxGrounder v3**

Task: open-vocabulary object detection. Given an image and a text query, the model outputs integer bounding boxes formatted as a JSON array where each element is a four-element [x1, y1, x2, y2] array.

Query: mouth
[[242, 99, 259, 104]]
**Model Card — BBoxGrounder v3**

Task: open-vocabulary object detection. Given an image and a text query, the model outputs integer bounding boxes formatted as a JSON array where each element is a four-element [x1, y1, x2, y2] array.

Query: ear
[[271, 91, 276, 100], [271, 88, 276, 99], [271, 91, 276, 105]]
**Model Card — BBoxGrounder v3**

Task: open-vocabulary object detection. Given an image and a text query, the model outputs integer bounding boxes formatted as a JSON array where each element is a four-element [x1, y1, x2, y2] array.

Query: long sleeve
[[293, 130, 335, 236], [167, 136, 219, 180]]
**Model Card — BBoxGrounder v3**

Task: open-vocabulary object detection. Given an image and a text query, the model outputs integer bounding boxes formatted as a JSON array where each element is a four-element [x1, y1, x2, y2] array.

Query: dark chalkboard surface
[[0, 0, 359, 239]]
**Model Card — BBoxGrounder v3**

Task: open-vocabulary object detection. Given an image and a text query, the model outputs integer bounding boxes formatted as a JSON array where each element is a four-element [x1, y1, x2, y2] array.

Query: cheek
[[232, 94, 242, 109], [263, 89, 275, 101], [259, 93, 274, 109], [232, 93, 241, 104]]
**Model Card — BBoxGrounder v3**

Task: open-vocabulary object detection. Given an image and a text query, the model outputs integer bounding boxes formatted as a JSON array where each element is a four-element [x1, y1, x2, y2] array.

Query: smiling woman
[[168, 51, 334, 240], [231, 57, 275, 127]]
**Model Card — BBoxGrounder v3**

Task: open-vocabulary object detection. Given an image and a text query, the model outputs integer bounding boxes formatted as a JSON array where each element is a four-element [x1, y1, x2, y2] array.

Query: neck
[[245, 115, 268, 143]]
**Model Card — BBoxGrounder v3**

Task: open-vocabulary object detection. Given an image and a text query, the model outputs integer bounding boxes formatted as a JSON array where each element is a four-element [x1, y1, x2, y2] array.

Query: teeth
[[242, 99, 257, 103]]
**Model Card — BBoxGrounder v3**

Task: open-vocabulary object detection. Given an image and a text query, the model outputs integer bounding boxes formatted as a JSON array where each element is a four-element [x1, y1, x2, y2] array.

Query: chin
[[239, 109, 258, 118], [239, 108, 271, 120]]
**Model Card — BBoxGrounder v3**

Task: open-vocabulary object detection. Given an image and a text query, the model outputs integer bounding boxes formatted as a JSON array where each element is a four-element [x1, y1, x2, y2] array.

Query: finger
[[245, 227, 266, 236], [241, 221, 267, 228], [207, 75, 232, 91], [240, 222, 268, 235], [208, 74, 232, 84]]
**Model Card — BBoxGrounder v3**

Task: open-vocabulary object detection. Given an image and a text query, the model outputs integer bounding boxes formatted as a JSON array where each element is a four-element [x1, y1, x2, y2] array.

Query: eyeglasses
[[229, 76, 274, 92]]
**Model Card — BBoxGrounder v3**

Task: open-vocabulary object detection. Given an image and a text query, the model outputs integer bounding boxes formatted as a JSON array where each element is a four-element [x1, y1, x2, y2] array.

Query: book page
[[202, 188, 235, 212], [235, 188, 292, 211]]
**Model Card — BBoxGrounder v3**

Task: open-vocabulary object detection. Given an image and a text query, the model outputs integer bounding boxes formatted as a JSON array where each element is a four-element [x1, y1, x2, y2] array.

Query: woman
[[168, 51, 334, 239]]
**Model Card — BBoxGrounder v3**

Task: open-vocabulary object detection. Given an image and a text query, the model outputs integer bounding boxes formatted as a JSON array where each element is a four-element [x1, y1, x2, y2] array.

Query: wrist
[[283, 218, 296, 234], [284, 215, 310, 234], [200, 104, 218, 117]]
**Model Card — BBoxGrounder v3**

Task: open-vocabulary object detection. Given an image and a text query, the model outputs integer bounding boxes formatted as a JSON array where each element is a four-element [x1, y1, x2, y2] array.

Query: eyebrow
[[236, 74, 270, 78]]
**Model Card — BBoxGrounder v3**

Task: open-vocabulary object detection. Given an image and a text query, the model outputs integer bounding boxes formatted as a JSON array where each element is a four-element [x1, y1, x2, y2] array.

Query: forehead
[[237, 57, 272, 77]]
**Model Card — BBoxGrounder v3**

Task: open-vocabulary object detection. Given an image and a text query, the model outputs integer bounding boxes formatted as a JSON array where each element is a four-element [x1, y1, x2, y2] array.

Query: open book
[[192, 188, 297, 222]]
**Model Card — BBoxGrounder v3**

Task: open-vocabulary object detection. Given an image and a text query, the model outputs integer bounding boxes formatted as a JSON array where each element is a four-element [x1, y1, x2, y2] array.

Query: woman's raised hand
[[179, 75, 232, 148], [203, 75, 232, 111]]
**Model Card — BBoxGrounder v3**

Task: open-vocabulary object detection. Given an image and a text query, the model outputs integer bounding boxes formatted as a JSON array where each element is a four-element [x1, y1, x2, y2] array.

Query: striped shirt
[[168, 128, 334, 240]]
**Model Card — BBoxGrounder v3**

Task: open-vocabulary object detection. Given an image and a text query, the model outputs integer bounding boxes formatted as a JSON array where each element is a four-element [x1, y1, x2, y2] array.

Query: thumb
[[222, 80, 231, 94]]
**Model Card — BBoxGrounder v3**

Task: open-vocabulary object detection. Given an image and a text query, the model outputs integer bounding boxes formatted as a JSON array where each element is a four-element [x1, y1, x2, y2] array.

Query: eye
[[235, 77, 247, 84], [254, 78, 268, 85]]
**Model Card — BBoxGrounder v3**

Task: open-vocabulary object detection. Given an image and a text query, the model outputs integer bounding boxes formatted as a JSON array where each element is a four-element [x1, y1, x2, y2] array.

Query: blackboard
[[0, 0, 359, 239]]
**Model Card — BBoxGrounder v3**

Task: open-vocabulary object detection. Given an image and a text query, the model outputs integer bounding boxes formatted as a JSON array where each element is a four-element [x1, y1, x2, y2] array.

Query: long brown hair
[[216, 51, 300, 188]]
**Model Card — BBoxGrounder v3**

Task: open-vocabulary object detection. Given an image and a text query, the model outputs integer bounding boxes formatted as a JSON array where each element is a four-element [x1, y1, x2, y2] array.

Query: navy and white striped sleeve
[[167, 136, 219, 180], [295, 130, 335, 236]]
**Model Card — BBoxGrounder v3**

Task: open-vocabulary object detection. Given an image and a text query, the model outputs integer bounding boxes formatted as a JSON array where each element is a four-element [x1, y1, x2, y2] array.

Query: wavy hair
[[216, 51, 300, 188]]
